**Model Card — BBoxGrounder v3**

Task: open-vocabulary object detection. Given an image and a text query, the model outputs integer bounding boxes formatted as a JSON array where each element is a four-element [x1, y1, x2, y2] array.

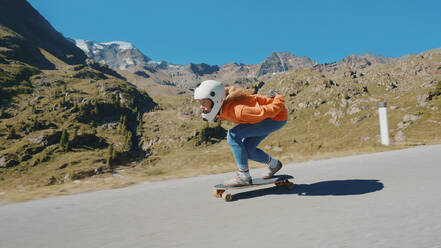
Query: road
[[1, 145, 441, 248]]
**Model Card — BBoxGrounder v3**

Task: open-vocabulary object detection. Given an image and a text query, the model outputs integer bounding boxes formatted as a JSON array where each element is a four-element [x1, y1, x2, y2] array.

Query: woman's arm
[[238, 95, 285, 123]]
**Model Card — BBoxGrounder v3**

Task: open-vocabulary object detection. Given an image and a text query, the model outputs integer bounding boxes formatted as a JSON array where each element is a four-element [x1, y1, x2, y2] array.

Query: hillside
[[2, 42, 441, 201], [0, 0, 440, 203], [128, 48, 441, 192], [0, 1, 157, 201]]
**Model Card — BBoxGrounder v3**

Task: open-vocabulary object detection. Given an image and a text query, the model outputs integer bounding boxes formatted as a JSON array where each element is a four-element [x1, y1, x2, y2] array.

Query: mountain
[[314, 52, 392, 73], [257, 51, 318, 77], [71, 39, 151, 70], [71, 40, 320, 90], [72, 39, 394, 92], [0, 0, 86, 69]]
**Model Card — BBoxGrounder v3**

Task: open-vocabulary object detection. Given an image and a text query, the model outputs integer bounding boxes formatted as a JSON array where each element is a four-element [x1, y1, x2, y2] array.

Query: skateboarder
[[194, 80, 288, 187]]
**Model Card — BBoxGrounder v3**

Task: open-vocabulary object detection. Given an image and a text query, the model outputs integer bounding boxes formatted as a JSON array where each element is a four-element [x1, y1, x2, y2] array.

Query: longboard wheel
[[275, 181, 284, 187], [214, 189, 225, 198], [222, 193, 233, 202], [285, 182, 295, 190]]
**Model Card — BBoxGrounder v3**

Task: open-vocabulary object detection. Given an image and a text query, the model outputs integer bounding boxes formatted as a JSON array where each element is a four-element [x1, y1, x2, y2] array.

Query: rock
[[298, 102, 310, 109], [1, 159, 19, 168], [27, 131, 62, 146], [0, 155, 19, 168], [386, 81, 399, 91], [394, 131, 406, 145], [142, 136, 160, 151], [325, 108, 344, 126], [351, 115, 367, 124], [403, 114, 421, 122], [347, 105, 361, 115], [398, 114, 421, 129], [397, 121, 409, 129], [64, 174, 71, 183], [94, 166, 105, 174], [46, 176, 57, 186], [100, 122, 118, 130], [0, 156, 6, 168], [340, 98, 348, 108], [420, 80, 437, 88], [417, 94, 430, 107]]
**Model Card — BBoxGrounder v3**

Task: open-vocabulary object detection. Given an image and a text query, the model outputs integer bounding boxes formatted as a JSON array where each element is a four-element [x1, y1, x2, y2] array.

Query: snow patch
[[94, 43, 104, 49], [124, 58, 135, 65], [102, 41, 134, 50], [75, 39, 90, 53]]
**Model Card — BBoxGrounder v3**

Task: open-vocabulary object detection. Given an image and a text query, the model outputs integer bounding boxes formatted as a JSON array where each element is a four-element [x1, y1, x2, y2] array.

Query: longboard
[[213, 174, 294, 201]]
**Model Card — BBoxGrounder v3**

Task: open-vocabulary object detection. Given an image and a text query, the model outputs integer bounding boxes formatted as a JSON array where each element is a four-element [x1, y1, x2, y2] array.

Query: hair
[[224, 85, 254, 103]]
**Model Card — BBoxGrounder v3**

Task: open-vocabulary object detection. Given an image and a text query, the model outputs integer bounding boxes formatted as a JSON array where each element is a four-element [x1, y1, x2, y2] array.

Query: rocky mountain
[[0, 0, 86, 69], [257, 51, 318, 77], [71, 39, 152, 70], [72, 39, 393, 92], [314, 52, 392, 73]]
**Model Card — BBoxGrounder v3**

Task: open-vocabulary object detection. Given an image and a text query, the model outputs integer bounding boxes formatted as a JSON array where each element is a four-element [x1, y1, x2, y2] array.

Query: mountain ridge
[[0, 0, 86, 69], [71, 38, 393, 91]]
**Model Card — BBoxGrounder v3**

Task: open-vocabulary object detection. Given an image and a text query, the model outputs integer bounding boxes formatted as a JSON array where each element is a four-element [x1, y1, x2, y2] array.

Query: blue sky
[[29, 0, 440, 66]]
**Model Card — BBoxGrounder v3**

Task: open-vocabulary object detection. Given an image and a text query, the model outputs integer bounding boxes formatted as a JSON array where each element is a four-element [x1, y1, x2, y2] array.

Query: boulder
[[325, 108, 344, 126], [417, 94, 430, 107], [397, 114, 421, 129], [27, 131, 61, 146], [394, 131, 406, 145], [0, 154, 19, 168]]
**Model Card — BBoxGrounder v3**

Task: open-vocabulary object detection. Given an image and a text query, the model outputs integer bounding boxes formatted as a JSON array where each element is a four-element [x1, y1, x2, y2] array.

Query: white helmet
[[194, 80, 225, 122]]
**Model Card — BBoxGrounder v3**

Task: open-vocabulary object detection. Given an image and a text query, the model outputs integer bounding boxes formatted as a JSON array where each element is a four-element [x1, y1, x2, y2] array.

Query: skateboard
[[213, 174, 294, 202]]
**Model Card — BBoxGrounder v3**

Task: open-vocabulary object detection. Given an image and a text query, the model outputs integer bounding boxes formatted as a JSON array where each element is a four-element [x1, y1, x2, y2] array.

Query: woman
[[194, 80, 288, 187]]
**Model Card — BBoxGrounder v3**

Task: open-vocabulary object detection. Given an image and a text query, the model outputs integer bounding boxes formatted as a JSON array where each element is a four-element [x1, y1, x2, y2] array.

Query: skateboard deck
[[213, 174, 294, 201]]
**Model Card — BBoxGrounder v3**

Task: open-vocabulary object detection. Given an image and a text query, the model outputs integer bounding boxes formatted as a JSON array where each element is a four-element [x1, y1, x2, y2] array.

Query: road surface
[[1, 145, 441, 248]]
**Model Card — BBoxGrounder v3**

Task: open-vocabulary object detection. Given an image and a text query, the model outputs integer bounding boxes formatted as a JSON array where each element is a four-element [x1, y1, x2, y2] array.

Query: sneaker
[[261, 160, 283, 179], [223, 172, 252, 187]]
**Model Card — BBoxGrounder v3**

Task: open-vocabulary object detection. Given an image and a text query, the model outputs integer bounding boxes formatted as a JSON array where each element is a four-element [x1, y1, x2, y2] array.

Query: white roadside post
[[378, 102, 390, 146]]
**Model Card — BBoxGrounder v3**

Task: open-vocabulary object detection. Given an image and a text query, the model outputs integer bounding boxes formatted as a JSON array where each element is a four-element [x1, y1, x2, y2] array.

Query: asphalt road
[[1, 145, 441, 248]]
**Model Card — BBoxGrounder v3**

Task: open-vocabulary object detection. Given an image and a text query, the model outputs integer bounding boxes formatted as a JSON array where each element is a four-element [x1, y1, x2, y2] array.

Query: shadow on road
[[232, 179, 384, 201]]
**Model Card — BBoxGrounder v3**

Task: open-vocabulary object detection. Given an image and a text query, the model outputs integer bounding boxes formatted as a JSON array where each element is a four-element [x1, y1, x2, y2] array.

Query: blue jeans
[[227, 118, 287, 170]]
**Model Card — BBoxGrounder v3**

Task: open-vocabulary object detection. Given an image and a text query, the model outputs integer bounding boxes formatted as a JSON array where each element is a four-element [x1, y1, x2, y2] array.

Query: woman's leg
[[227, 119, 286, 170], [243, 135, 269, 163], [225, 119, 286, 186]]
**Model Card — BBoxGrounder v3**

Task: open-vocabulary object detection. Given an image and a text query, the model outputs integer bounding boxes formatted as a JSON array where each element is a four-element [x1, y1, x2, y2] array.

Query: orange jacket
[[218, 94, 288, 124]]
